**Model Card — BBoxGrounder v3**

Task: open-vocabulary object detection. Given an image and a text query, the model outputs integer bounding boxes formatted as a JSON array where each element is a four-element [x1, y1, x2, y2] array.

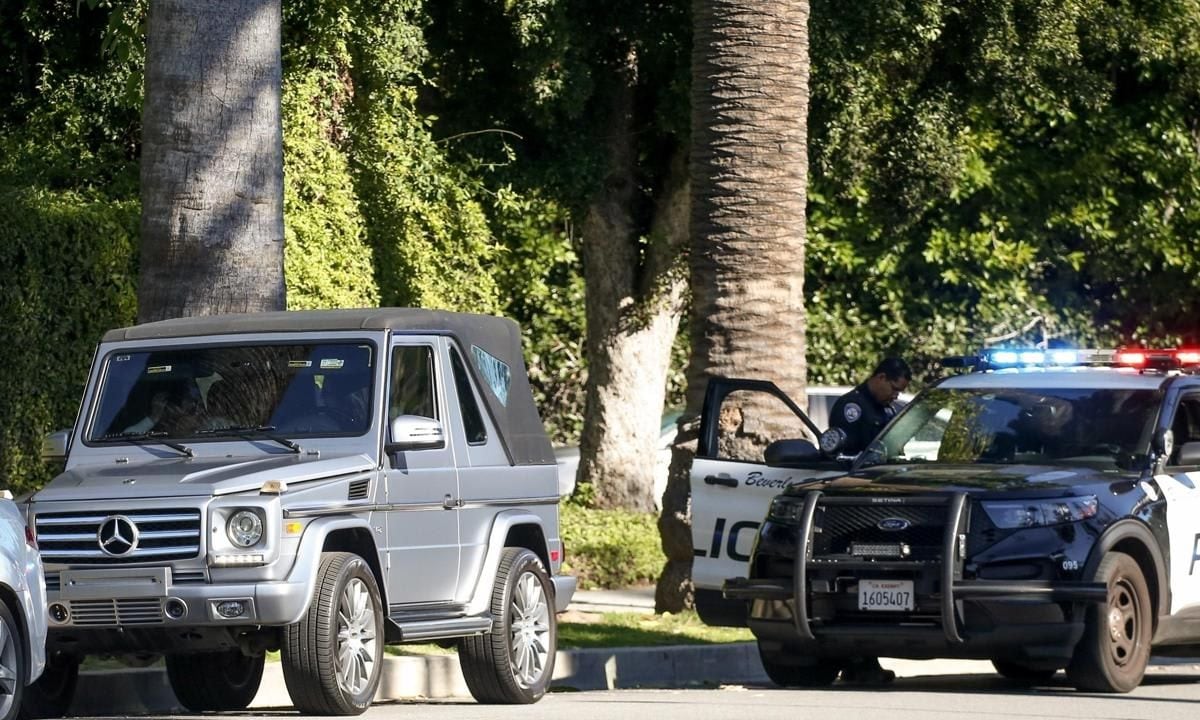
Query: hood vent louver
[[348, 478, 370, 501]]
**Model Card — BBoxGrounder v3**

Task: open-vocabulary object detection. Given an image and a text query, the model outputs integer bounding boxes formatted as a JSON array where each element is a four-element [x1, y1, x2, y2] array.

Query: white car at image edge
[[0, 495, 47, 720]]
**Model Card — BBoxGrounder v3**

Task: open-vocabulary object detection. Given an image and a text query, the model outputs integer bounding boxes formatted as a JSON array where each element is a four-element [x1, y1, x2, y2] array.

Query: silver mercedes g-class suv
[[29, 308, 574, 715]]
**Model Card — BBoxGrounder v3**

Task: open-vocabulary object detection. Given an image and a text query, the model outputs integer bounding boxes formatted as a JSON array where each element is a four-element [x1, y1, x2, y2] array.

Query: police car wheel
[[991, 659, 1059, 685], [756, 641, 841, 687], [1066, 551, 1151, 693]]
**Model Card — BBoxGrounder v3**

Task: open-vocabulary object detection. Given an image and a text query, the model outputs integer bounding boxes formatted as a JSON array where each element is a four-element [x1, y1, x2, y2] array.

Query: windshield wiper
[[196, 425, 303, 454], [98, 431, 194, 458]]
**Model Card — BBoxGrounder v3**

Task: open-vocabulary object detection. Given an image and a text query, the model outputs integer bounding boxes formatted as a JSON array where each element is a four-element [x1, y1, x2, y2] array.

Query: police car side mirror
[[765, 438, 821, 466], [1151, 428, 1174, 472]]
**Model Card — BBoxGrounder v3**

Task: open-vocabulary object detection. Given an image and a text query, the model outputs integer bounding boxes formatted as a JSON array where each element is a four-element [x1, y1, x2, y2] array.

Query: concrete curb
[[69, 646, 1200, 715]]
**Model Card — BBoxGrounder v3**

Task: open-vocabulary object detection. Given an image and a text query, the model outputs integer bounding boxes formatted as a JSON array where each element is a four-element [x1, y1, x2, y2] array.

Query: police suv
[[692, 349, 1200, 693]]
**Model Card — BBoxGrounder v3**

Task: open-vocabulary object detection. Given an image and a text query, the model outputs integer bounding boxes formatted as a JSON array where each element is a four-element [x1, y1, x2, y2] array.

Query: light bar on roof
[[944, 347, 1200, 371], [982, 347, 1080, 368], [1112, 348, 1200, 370]]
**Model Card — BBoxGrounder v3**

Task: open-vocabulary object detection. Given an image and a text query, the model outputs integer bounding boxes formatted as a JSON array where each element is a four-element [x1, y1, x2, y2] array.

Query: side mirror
[[764, 438, 821, 466], [41, 429, 71, 462], [386, 415, 445, 452]]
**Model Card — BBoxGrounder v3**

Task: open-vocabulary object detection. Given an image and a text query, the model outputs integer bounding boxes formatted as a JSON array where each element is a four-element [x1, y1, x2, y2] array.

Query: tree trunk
[[577, 53, 690, 512], [657, 0, 811, 612], [138, 0, 285, 323]]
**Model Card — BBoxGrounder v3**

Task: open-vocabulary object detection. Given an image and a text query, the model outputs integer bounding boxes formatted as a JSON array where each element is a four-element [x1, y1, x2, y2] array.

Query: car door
[[1158, 391, 1200, 616], [380, 340, 461, 608], [690, 378, 845, 602]]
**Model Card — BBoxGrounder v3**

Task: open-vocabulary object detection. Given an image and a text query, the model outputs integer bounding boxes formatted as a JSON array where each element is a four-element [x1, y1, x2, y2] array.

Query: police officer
[[824, 357, 912, 457], [825, 357, 911, 684]]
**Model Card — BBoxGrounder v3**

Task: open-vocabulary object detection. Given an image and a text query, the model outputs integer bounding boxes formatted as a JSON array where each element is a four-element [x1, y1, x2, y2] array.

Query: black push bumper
[[724, 490, 1107, 662]]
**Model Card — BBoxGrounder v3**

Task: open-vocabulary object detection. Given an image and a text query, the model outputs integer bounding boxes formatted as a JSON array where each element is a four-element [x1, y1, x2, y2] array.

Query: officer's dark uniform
[[828, 383, 898, 454]]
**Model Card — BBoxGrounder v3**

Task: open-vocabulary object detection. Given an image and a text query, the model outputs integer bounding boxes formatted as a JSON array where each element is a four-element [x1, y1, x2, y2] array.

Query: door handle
[[704, 475, 739, 488], [443, 494, 457, 509]]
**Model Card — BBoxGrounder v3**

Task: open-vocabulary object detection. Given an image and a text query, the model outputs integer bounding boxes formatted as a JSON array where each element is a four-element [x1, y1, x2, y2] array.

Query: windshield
[[859, 386, 1161, 471], [86, 342, 376, 443]]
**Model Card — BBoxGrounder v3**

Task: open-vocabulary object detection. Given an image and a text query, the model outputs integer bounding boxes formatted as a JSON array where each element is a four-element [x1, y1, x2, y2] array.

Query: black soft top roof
[[101, 309, 554, 466]]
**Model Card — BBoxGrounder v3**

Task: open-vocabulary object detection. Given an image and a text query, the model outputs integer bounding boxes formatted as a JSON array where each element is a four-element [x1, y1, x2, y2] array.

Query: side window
[[389, 346, 436, 421], [1168, 395, 1200, 467], [450, 347, 487, 445]]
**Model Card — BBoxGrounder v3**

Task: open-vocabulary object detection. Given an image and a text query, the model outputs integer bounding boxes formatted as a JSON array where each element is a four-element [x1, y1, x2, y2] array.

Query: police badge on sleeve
[[843, 403, 862, 422]]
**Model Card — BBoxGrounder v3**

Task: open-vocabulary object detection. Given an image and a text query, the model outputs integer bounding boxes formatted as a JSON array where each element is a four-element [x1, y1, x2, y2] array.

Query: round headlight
[[227, 510, 264, 548]]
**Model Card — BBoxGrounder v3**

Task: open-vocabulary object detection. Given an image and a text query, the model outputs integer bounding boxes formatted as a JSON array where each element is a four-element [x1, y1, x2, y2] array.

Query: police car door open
[[691, 378, 844, 596]]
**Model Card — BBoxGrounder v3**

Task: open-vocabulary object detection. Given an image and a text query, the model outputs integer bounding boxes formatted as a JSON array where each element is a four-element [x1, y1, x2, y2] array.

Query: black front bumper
[[726, 490, 1107, 663]]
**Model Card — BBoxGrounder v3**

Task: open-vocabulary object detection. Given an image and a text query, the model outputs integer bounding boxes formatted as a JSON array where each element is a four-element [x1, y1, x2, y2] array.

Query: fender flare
[[284, 515, 379, 622], [1084, 518, 1170, 618], [463, 509, 548, 616]]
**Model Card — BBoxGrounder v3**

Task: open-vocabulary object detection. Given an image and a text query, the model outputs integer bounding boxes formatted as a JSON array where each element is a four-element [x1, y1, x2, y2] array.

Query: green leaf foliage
[[0, 188, 139, 493], [806, 0, 1200, 383], [560, 496, 664, 589]]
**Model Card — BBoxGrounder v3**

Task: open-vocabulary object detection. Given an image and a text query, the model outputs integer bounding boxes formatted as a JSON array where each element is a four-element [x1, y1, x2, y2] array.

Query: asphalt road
[[77, 666, 1200, 720]]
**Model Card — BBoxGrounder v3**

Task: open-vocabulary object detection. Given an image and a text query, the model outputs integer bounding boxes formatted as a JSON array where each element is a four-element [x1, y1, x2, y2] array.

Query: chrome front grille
[[36, 509, 202, 564], [813, 501, 946, 560], [68, 599, 164, 626]]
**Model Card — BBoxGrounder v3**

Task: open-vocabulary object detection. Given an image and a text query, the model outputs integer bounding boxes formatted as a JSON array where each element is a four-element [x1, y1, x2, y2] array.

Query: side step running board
[[391, 615, 494, 641]]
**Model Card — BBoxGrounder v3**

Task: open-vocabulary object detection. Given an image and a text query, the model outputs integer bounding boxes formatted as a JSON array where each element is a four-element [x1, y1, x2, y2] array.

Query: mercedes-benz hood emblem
[[97, 515, 140, 556]]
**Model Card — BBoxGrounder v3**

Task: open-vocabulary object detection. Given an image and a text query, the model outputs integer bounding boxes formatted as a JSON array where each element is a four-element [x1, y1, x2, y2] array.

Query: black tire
[[282, 552, 384, 715], [459, 547, 557, 704], [0, 603, 26, 720], [756, 641, 841, 688], [17, 653, 77, 720], [165, 650, 265, 711], [1066, 551, 1151, 693], [991, 659, 1059, 684]]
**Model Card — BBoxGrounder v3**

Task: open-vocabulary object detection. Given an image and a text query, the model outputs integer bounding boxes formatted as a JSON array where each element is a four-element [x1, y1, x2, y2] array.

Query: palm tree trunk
[[657, 0, 811, 612], [138, 0, 285, 323]]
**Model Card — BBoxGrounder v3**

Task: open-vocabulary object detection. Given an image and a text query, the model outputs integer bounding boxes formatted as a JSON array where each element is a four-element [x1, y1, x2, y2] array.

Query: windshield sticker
[[147, 365, 172, 374], [114, 354, 131, 362], [288, 360, 313, 368], [471, 345, 511, 407], [320, 358, 345, 370]]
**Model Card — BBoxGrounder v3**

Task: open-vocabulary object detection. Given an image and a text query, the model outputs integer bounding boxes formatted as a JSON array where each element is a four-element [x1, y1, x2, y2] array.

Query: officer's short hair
[[872, 357, 912, 382]]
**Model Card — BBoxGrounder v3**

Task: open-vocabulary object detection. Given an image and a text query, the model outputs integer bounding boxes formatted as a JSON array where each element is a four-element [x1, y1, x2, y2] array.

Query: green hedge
[[0, 187, 139, 494], [560, 501, 664, 590]]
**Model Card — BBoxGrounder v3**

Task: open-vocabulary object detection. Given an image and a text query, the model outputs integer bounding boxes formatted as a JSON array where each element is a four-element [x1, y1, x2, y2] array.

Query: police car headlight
[[981, 495, 1098, 529], [768, 497, 805, 524], [227, 509, 265, 548]]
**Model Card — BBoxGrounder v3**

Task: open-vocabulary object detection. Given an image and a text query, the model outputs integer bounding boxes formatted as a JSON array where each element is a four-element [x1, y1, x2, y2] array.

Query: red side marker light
[[550, 549, 560, 562], [1116, 350, 1148, 366]]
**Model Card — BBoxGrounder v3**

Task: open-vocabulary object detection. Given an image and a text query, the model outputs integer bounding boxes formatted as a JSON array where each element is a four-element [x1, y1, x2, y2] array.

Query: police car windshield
[[859, 386, 1161, 471]]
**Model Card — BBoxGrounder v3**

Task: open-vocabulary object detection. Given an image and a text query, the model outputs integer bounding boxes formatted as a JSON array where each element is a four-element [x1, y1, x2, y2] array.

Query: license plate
[[857, 579, 914, 611]]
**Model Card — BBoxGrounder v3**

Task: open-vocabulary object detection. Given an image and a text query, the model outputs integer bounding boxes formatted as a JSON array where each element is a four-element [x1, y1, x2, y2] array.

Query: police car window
[[873, 387, 1160, 470], [713, 389, 813, 462], [1167, 395, 1200, 467]]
